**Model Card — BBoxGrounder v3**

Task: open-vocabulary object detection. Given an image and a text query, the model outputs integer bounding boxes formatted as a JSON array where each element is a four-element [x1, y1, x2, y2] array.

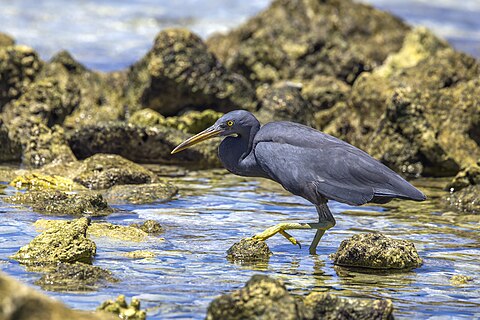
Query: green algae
[[331, 233, 422, 270], [11, 217, 96, 265], [10, 172, 86, 191], [5, 190, 113, 216], [97, 295, 146, 320]]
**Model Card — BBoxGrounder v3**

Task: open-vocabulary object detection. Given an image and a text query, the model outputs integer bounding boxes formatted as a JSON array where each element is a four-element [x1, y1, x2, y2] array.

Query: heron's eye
[[226, 120, 234, 127]]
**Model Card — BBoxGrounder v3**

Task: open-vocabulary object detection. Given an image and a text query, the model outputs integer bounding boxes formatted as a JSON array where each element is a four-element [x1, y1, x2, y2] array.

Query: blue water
[[0, 0, 478, 71], [1, 172, 479, 319]]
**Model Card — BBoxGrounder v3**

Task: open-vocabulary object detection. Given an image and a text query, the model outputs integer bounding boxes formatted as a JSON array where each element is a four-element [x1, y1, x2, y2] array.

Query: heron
[[171, 110, 426, 254]]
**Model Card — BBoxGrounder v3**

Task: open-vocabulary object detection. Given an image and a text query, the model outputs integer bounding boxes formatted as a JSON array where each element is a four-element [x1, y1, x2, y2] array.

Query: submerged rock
[[104, 182, 178, 205], [88, 222, 151, 242], [98, 295, 146, 320], [226, 238, 272, 262], [35, 262, 118, 292], [206, 275, 304, 320], [331, 233, 422, 269], [208, 0, 408, 85], [450, 275, 473, 286], [303, 292, 394, 320], [0, 271, 116, 320], [5, 190, 113, 216], [10, 172, 85, 191], [122, 250, 157, 259], [130, 220, 163, 234], [125, 28, 256, 116], [68, 122, 221, 168], [11, 217, 96, 266], [73, 154, 158, 190]]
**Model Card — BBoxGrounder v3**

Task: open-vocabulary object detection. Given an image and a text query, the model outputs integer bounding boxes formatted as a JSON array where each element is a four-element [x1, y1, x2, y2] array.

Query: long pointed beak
[[171, 126, 223, 154]]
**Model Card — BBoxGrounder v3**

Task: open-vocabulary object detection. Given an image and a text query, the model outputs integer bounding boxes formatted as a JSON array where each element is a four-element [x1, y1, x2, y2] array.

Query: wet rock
[[104, 182, 178, 205], [0, 271, 116, 320], [122, 250, 157, 259], [0, 45, 42, 109], [226, 238, 272, 262], [125, 28, 256, 116], [445, 185, 480, 214], [207, 0, 408, 85], [331, 233, 422, 269], [445, 164, 480, 192], [322, 28, 480, 177], [73, 154, 158, 190], [5, 190, 113, 216], [256, 82, 315, 126], [88, 222, 151, 242], [97, 295, 146, 320], [303, 292, 394, 320], [11, 217, 96, 266], [130, 220, 163, 234], [0, 32, 15, 47], [206, 275, 304, 320], [450, 275, 473, 286], [68, 122, 221, 168], [35, 262, 118, 292], [10, 172, 85, 191]]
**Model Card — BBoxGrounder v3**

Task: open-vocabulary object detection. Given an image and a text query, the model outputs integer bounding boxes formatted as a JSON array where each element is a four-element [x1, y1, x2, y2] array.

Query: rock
[[35, 262, 118, 292], [331, 233, 422, 269], [445, 164, 480, 192], [129, 108, 166, 127], [0, 32, 15, 47], [73, 154, 158, 190], [88, 222, 151, 242], [122, 250, 157, 259], [207, 0, 408, 85], [206, 275, 304, 320], [303, 292, 394, 320], [11, 217, 96, 266], [5, 190, 113, 216], [445, 185, 480, 214], [10, 172, 86, 191], [0, 116, 21, 162], [68, 122, 221, 168], [450, 275, 473, 286], [256, 82, 315, 126], [322, 28, 480, 177], [226, 238, 272, 262], [130, 220, 163, 234], [166, 109, 224, 134], [104, 182, 178, 205], [301, 75, 350, 112], [0, 45, 42, 109], [97, 295, 146, 320], [125, 28, 256, 116], [0, 271, 116, 320]]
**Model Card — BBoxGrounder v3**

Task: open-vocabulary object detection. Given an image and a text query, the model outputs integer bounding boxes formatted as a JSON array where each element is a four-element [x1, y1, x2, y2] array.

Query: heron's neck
[[219, 122, 264, 177]]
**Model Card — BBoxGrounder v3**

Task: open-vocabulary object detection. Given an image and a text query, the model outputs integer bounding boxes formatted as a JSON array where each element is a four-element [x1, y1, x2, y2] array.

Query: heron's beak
[[171, 126, 223, 154]]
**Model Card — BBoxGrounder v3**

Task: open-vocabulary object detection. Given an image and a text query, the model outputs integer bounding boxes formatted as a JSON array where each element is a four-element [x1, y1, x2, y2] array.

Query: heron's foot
[[253, 224, 302, 248]]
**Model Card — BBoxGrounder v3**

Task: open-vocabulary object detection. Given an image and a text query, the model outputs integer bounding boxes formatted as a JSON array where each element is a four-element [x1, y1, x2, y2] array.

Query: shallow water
[[1, 0, 479, 71], [1, 168, 479, 319]]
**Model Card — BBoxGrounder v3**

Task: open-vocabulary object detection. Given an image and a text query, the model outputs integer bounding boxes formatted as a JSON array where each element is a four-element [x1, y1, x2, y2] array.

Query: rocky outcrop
[[331, 233, 422, 269], [125, 28, 256, 116]]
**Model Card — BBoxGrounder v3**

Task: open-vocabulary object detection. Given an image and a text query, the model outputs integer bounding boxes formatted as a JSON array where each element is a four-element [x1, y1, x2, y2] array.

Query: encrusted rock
[[35, 262, 118, 292], [445, 164, 480, 192], [0, 116, 21, 162], [0, 271, 116, 320], [450, 275, 473, 286], [303, 292, 394, 320], [88, 222, 151, 242], [122, 250, 157, 259], [130, 220, 163, 234], [445, 185, 480, 214], [331, 233, 422, 269], [104, 183, 177, 205], [68, 122, 221, 168], [125, 28, 256, 116], [97, 295, 146, 320], [0, 32, 15, 47], [5, 190, 113, 216], [11, 217, 96, 265], [206, 275, 304, 320], [226, 238, 272, 262], [10, 172, 85, 191], [73, 154, 158, 190], [128, 108, 166, 127]]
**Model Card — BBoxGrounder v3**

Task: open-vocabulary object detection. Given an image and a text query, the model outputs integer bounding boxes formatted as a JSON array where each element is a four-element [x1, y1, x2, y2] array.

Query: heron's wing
[[253, 122, 424, 206]]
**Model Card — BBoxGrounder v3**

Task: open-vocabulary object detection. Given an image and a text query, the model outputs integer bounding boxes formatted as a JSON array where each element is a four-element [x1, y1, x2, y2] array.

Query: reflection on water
[[1, 167, 479, 319]]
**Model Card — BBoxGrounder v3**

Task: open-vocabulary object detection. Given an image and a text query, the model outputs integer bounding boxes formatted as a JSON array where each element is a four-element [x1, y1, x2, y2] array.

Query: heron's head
[[171, 110, 259, 154]]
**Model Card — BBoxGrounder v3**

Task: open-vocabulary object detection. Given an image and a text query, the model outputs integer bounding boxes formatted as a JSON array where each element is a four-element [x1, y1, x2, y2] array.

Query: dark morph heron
[[171, 110, 426, 254]]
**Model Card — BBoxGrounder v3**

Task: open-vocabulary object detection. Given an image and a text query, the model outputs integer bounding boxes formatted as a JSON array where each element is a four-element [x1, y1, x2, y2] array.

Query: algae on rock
[[11, 217, 96, 265], [331, 233, 422, 269], [226, 238, 272, 263], [10, 172, 85, 191], [98, 295, 146, 320], [88, 222, 151, 242], [104, 182, 177, 205], [130, 220, 163, 234]]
